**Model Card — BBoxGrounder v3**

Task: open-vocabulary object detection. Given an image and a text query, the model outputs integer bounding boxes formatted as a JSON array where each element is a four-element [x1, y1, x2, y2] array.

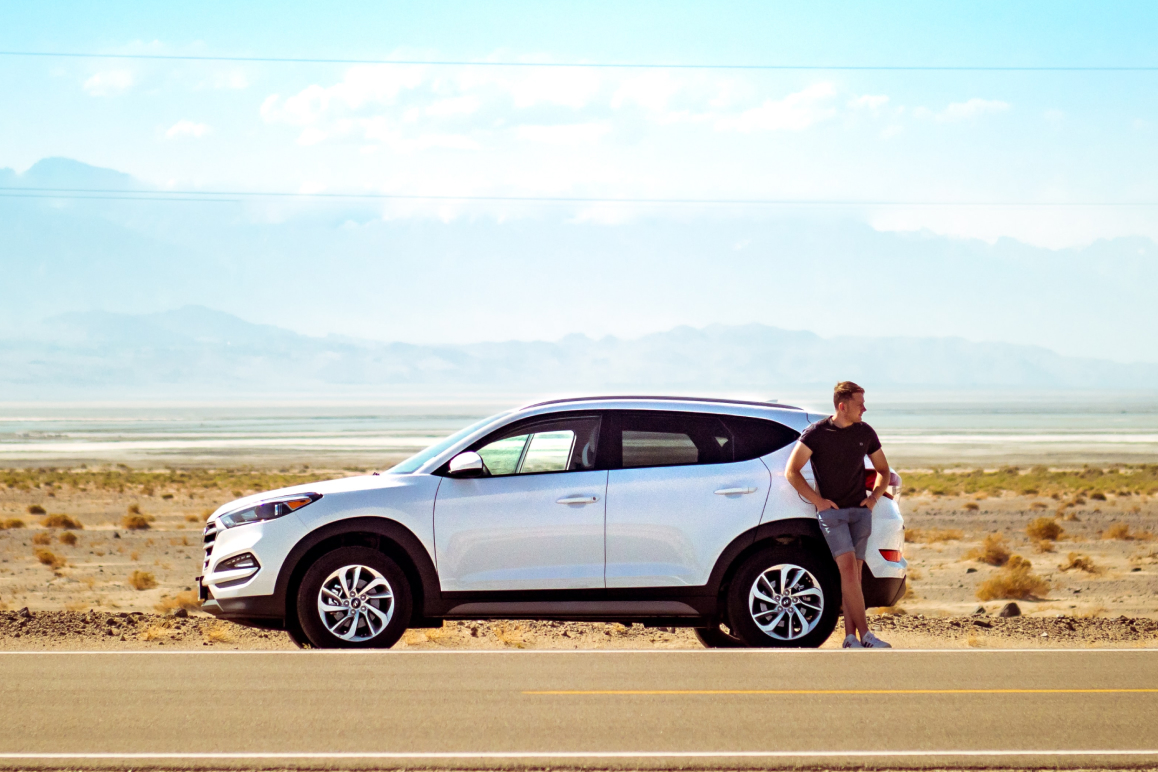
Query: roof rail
[[523, 395, 803, 411]]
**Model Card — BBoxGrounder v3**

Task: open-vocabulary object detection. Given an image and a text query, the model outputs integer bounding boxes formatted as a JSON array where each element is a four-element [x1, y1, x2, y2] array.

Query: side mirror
[[447, 451, 485, 477]]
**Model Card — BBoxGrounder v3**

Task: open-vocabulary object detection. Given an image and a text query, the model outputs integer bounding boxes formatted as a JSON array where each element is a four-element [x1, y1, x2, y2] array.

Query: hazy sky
[[1, 2, 1157, 360]]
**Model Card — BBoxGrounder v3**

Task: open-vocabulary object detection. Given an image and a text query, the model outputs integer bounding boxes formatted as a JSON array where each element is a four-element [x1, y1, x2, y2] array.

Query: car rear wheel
[[726, 546, 840, 648], [297, 547, 411, 649]]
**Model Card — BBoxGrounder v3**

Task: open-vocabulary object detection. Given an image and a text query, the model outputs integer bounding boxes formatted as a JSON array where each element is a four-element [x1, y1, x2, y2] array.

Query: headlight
[[218, 493, 321, 529]]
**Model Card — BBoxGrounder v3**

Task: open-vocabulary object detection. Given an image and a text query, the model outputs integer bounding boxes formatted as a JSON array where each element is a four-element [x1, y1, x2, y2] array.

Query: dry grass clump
[[141, 625, 172, 642], [58, 532, 78, 546], [31, 532, 52, 546], [154, 590, 202, 613], [906, 527, 964, 543], [204, 623, 232, 643], [27, 504, 46, 515], [127, 570, 157, 590], [1090, 492, 1107, 501], [962, 501, 980, 511], [122, 514, 151, 530], [1033, 539, 1055, 553], [34, 548, 66, 569], [1103, 523, 1154, 541], [873, 605, 907, 616], [184, 513, 202, 523], [1, 518, 25, 529], [492, 622, 528, 648], [1058, 552, 1102, 574], [1026, 517, 1064, 542], [1030, 501, 1048, 510], [976, 554, 1049, 601], [965, 533, 1012, 566], [42, 514, 83, 529]]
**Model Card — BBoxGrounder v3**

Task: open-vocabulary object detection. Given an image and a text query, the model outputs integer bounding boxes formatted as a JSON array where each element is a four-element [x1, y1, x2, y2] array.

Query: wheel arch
[[707, 517, 833, 611], [275, 516, 442, 629]]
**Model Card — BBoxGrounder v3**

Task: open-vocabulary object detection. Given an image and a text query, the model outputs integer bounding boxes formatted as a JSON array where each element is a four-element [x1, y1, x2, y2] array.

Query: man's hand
[[860, 492, 880, 511], [816, 497, 840, 513]]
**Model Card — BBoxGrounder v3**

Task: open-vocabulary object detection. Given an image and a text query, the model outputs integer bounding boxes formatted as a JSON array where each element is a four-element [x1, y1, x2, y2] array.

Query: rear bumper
[[862, 574, 906, 608]]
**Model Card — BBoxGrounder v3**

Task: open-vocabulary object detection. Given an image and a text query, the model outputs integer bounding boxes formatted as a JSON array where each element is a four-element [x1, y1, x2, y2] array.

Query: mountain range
[[0, 306, 1153, 399]]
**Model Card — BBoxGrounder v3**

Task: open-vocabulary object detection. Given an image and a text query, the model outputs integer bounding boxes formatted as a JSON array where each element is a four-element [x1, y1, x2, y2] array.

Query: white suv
[[199, 397, 907, 648]]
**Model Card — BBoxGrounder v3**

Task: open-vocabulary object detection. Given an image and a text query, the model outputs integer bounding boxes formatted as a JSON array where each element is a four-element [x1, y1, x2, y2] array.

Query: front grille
[[203, 521, 218, 572]]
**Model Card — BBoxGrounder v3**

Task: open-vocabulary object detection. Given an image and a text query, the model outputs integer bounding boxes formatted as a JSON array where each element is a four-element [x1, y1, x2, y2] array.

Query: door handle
[[557, 495, 598, 505], [715, 487, 757, 495]]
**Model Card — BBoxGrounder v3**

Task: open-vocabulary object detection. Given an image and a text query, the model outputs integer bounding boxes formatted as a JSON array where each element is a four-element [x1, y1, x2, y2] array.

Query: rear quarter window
[[722, 416, 800, 462]]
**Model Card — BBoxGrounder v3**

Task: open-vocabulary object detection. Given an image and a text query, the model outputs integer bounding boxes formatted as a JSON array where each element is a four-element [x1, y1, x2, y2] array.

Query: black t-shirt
[[798, 417, 882, 509]]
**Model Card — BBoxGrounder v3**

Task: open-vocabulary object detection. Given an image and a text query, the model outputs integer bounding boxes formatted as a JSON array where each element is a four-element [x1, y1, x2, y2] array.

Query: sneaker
[[842, 634, 863, 648], [861, 632, 892, 648]]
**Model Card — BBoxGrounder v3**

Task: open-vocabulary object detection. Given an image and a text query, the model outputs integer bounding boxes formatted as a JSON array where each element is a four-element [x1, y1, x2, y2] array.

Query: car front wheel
[[726, 546, 840, 648], [296, 547, 411, 649]]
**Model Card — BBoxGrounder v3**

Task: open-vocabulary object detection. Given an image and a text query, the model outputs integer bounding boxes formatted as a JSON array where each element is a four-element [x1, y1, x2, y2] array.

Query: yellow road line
[[525, 688, 1158, 695]]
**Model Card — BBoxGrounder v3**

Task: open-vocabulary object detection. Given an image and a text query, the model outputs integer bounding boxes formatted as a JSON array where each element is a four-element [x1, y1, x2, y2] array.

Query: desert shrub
[[906, 528, 964, 543], [161, 493, 174, 500], [1030, 501, 1048, 510], [43, 514, 83, 529], [127, 570, 157, 590], [976, 554, 1048, 600], [35, 548, 65, 569], [1026, 517, 1064, 542], [2, 518, 25, 529], [1074, 496, 1087, 505], [1090, 492, 1107, 501], [154, 590, 202, 613], [31, 532, 52, 545], [58, 532, 78, 546], [965, 533, 1011, 566], [963, 501, 980, 511], [26, 504, 46, 515], [1103, 523, 1153, 541], [184, 513, 200, 523], [1033, 539, 1055, 553], [122, 514, 150, 530], [1059, 552, 1101, 573], [204, 623, 232, 643], [127, 503, 141, 515]]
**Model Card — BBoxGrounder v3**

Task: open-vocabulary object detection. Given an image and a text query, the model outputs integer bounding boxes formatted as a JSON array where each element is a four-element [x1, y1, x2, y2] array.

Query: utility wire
[[0, 188, 1154, 206], [0, 50, 1155, 71]]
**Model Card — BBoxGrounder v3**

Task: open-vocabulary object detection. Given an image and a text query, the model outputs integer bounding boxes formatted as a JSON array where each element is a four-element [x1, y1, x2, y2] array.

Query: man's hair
[[833, 381, 865, 409]]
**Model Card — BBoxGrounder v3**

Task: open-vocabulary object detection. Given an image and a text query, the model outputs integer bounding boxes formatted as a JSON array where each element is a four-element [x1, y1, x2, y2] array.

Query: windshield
[[385, 412, 510, 474]]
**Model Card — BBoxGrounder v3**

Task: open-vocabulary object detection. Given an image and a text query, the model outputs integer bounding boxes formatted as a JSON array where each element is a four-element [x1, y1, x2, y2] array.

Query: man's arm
[[785, 442, 838, 512], [860, 448, 891, 510]]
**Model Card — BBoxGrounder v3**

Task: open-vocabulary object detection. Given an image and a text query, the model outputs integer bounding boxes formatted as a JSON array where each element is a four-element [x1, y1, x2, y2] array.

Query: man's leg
[[834, 551, 868, 639]]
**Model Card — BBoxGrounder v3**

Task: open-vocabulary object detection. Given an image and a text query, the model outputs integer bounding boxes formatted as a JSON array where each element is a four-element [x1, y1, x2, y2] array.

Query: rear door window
[[610, 412, 733, 469]]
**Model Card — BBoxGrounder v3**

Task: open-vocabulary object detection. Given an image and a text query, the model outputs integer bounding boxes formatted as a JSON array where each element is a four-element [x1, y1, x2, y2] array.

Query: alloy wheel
[[316, 564, 395, 642], [747, 563, 824, 641]]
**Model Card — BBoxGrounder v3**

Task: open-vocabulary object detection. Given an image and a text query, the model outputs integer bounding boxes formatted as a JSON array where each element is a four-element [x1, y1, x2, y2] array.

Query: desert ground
[[1, 465, 1156, 650]]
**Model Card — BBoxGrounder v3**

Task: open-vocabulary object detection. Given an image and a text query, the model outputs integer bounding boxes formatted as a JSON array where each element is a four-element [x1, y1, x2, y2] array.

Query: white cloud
[[83, 70, 133, 96], [426, 95, 481, 117], [849, 94, 889, 110], [714, 83, 837, 133], [935, 98, 1009, 123], [165, 120, 212, 139], [516, 122, 611, 145]]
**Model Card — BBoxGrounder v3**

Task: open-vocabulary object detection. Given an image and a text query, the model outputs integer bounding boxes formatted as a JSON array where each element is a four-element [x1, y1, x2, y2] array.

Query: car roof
[[523, 395, 803, 411]]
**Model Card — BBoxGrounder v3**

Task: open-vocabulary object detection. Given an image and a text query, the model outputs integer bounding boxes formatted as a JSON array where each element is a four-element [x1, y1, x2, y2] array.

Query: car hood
[[206, 474, 406, 522]]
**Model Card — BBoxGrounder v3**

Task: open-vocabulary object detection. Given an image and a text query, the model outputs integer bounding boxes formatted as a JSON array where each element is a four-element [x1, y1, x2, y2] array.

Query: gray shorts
[[818, 507, 872, 560]]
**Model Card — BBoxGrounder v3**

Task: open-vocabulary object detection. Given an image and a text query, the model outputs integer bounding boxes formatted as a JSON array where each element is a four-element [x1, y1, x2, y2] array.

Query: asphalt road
[[1, 649, 1157, 769]]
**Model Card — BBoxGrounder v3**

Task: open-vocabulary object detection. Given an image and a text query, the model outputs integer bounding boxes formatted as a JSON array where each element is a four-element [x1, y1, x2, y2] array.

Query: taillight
[[865, 469, 902, 500], [880, 549, 903, 562]]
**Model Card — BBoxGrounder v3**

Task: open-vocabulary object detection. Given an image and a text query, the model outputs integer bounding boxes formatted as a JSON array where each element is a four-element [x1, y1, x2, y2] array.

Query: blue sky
[[1, 1, 1157, 359]]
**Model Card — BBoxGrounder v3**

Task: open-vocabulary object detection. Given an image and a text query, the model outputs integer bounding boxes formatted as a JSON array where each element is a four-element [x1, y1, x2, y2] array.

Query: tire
[[284, 616, 311, 649], [726, 546, 840, 648], [296, 547, 412, 649], [693, 623, 745, 649]]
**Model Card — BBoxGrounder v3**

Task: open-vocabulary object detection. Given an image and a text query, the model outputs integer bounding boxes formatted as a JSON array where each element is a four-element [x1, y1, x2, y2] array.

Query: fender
[[705, 517, 828, 596], [274, 516, 443, 618]]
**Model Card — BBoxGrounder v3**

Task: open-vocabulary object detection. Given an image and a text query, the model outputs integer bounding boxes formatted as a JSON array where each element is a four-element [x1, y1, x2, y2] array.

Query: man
[[786, 381, 892, 649]]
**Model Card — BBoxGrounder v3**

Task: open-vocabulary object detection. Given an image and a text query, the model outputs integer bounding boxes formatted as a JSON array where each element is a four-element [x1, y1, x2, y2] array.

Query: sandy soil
[[1, 474, 1156, 650]]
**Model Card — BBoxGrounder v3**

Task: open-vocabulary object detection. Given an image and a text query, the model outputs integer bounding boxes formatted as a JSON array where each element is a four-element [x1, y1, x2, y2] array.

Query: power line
[[0, 50, 1155, 71], [0, 188, 1154, 206]]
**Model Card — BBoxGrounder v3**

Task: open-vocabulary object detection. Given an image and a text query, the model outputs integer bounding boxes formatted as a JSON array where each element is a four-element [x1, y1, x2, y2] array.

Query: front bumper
[[201, 592, 284, 623]]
